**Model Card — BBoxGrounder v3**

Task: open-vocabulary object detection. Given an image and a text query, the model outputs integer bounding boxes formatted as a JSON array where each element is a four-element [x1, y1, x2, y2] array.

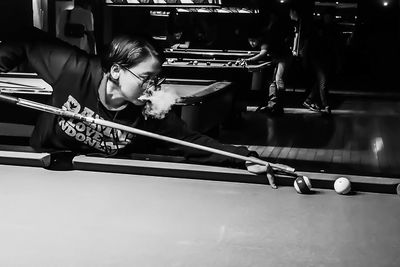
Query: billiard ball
[[187, 61, 193, 65], [193, 60, 198, 65], [334, 177, 351, 195], [294, 176, 312, 194], [227, 61, 232, 66], [206, 62, 211, 66]]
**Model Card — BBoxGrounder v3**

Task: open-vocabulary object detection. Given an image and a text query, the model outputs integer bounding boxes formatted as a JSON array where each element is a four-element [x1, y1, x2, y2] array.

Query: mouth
[[132, 98, 147, 106]]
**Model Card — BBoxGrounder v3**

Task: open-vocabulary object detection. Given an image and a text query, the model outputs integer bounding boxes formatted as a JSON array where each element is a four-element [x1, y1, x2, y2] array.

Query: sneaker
[[257, 104, 284, 115], [303, 101, 321, 112], [321, 106, 331, 115]]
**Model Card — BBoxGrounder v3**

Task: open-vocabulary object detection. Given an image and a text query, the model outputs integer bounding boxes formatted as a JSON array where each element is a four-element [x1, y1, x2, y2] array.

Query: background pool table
[[163, 58, 273, 91], [164, 48, 260, 60]]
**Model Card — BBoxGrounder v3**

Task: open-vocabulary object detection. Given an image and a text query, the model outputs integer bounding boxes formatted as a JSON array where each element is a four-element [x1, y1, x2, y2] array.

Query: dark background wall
[[0, 0, 33, 35], [0, 0, 398, 91]]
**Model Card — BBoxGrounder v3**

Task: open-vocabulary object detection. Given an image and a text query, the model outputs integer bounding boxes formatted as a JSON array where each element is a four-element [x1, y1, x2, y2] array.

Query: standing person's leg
[[263, 60, 286, 114], [274, 54, 293, 107], [268, 65, 279, 106], [315, 66, 330, 114], [302, 58, 321, 112], [275, 54, 292, 92], [303, 84, 320, 112], [258, 63, 282, 115], [274, 60, 286, 98]]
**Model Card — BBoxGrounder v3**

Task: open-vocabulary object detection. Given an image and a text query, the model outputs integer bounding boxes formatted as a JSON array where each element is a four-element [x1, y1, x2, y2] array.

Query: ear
[[110, 64, 121, 80]]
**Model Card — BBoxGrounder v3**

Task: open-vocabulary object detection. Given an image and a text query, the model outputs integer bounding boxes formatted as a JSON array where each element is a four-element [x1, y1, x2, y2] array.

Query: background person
[[290, 3, 333, 114], [57, 0, 96, 54], [257, 9, 293, 115]]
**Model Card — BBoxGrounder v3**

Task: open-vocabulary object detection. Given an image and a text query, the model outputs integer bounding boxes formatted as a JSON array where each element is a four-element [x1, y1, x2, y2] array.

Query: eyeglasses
[[123, 67, 165, 90]]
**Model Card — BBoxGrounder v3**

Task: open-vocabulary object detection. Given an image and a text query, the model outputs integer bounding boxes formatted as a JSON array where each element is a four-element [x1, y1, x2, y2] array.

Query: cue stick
[[0, 80, 45, 89], [0, 94, 296, 177]]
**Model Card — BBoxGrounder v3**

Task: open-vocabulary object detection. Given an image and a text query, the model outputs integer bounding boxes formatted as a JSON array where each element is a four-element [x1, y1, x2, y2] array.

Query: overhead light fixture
[[315, 1, 357, 8], [174, 7, 257, 13], [105, 0, 221, 8]]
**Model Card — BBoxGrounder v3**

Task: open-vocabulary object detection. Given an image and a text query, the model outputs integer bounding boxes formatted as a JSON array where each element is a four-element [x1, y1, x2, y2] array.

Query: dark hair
[[101, 34, 165, 72]]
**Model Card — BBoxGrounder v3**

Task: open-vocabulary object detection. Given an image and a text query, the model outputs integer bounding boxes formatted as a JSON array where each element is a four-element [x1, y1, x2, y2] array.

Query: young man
[[0, 27, 275, 181], [166, 25, 190, 49], [244, 11, 293, 115]]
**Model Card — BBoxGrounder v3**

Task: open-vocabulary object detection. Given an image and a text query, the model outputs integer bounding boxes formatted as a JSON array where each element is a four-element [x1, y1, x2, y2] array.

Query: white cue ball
[[334, 177, 351, 195]]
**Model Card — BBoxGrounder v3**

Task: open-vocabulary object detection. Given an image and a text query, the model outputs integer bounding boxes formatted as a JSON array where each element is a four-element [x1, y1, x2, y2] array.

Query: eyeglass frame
[[122, 67, 165, 90]]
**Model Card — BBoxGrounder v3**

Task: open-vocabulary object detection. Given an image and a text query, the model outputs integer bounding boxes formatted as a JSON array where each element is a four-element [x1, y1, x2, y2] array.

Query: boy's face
[[290, 10, 299, 21], [173, 31, 183, 40], [248, 38, 259, 48], [119, 56, 162, 106]]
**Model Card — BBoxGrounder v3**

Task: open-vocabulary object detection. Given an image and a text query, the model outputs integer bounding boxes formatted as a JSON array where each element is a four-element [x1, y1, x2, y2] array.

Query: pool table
[[0, 150, 399, 266], [0, 72, 52, 124], [164, 48, 260, 60], [163, 58, 273, 91], [0, 72, 234, 136]]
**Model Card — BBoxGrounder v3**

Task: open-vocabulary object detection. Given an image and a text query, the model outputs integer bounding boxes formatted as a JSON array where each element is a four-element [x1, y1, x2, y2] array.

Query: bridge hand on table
[[245, 159, 277, 189], [239, 58, 248, 66]]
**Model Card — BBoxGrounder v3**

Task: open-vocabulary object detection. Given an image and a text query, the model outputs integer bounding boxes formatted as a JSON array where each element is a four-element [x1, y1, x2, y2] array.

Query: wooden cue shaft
[[0, 94, 296, 174]]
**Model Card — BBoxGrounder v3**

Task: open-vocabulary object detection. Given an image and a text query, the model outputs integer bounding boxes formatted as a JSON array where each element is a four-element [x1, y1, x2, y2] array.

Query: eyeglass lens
[[143, 76, 165, 89]]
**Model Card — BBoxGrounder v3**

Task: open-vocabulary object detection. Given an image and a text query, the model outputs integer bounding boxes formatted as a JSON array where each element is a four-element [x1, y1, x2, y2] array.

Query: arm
[[245, 43, 268, 63], [0, 27, 80, 86], [153, 112, 275, 185], [86, 31, 97, 54], [56, 10, 67, 38], [85, 11, 96, 54], [174, 41, 190, 49]]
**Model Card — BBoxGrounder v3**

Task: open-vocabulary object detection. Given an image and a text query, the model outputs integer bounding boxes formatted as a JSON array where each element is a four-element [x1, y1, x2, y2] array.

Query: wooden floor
[[219, 92, 400, 178]]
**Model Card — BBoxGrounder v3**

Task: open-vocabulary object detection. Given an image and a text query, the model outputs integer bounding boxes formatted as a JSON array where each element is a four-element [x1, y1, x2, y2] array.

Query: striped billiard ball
[[294, 176, 312, 194]]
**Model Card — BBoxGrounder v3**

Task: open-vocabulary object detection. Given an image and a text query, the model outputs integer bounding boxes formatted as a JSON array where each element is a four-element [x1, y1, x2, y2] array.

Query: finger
[[267, 173, 277, 189], [266, 165, 277, 189]]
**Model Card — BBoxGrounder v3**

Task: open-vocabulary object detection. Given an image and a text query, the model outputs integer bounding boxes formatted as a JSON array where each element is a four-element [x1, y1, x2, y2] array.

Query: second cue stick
[[0, 94, 296, 176]]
